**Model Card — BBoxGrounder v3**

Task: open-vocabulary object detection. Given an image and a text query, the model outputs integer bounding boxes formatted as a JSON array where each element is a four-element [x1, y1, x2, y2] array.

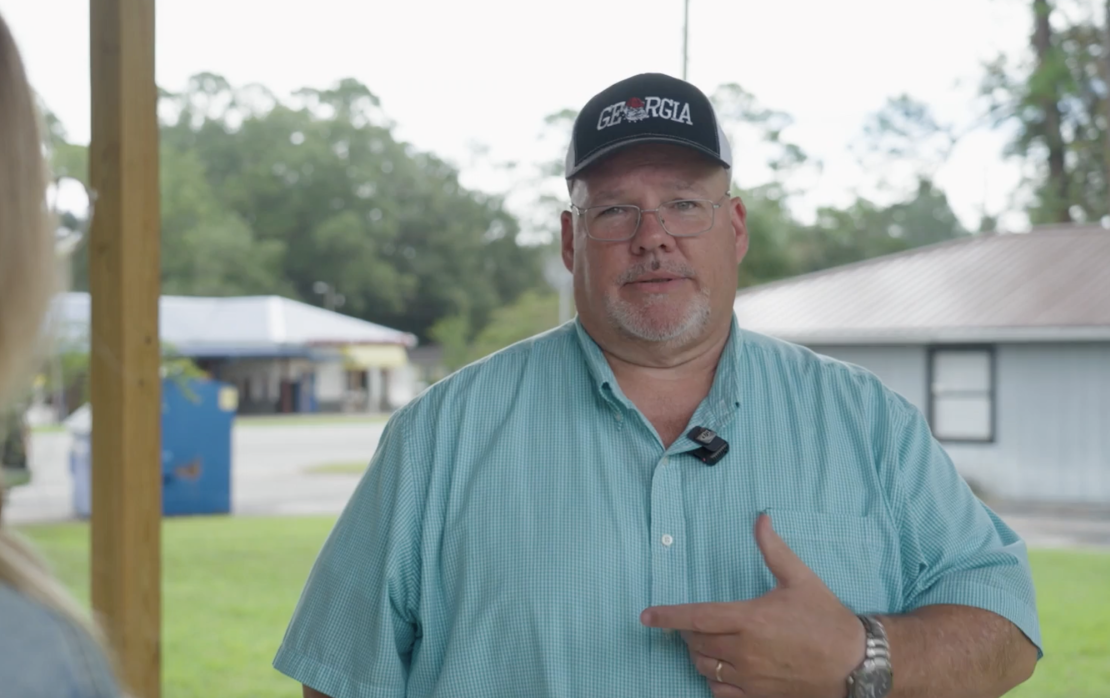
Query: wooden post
[[89, 0, 161, 696]]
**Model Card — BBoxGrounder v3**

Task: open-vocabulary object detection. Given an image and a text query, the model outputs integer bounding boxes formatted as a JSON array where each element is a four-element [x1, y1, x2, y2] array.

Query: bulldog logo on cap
[[624, 97, 649, 123]]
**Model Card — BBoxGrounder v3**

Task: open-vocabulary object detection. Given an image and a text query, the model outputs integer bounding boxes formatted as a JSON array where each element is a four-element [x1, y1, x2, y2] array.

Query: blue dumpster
[[69, 377, 238, 518]]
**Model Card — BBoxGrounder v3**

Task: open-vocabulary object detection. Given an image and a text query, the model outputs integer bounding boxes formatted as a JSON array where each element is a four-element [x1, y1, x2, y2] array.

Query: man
[[275, 73, 1041, 698]]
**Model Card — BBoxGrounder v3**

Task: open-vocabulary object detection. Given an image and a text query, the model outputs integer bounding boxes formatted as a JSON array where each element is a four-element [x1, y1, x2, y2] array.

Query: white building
[[734, 225, 1110, 505], [52, 293, 418, 415]]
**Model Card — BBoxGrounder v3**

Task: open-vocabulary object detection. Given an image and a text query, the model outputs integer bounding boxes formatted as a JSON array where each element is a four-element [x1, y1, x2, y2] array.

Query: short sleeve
[[273, 409, 421, 697], [887, 396, 1043, 657]]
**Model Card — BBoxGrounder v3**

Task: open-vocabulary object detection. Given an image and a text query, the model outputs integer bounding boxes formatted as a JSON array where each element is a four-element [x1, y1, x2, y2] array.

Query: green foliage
[[41, 72, 976, 370], [432, 291, 563, 371], [736, 184, 806, 289], [159, 145, 290, 296], [792, 179, 968, 275], [155, 74, 543, 340], [981, 1, 1110, 224], [427, 314, 472, 373], [52, 74, 545, 342], [462, 291, 562, 367]]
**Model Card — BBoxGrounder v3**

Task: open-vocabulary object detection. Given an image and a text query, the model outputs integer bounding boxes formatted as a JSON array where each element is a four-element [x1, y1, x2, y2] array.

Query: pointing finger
[[754, 513, 815, 588]]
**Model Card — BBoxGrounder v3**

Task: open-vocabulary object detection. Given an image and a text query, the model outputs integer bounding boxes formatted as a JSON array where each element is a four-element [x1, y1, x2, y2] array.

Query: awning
[[343, 344, 409, 369]]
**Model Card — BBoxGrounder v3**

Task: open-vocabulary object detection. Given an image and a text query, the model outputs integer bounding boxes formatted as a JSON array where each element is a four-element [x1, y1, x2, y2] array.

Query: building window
[[928, 347, 995, 443]]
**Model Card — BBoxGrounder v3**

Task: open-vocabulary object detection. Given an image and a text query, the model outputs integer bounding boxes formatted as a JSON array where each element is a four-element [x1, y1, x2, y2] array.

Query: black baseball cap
[[564, 72, 732, 179]]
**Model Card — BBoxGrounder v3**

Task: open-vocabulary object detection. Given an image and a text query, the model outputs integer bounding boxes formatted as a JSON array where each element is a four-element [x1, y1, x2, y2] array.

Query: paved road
[[7, 423, 1110, 551], [5, 423, 383, 524]]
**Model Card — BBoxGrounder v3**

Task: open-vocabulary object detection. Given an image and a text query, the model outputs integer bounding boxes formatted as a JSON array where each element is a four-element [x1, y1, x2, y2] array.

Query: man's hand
[[641, 513, 866, 698]]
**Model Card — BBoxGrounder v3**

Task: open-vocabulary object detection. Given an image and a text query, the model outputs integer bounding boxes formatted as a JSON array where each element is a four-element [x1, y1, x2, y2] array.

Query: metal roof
[[733, 226, 1110, 344], [52, 293, 417, 357]]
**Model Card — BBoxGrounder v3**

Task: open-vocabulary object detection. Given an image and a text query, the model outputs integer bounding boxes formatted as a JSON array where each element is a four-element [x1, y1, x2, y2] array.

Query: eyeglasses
[[570, 192, 729, 241]]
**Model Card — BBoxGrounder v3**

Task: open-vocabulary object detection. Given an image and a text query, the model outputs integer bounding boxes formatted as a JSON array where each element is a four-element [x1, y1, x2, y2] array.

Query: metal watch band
[[846, 615, 893, 698]]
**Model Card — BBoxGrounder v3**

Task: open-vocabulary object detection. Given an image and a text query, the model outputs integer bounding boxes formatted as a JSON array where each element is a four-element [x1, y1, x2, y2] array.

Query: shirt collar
[[573, 315, 746, 429]]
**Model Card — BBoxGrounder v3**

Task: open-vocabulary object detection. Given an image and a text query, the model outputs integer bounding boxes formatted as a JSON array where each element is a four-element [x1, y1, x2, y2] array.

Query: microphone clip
[[686, 426, 729, 466]]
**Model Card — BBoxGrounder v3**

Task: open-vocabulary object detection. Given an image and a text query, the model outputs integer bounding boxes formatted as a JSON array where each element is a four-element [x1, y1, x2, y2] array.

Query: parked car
[[1, 407, 30, 490]]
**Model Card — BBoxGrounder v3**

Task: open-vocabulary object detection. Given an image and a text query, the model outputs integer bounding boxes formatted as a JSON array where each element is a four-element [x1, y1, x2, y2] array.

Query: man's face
[[560, 144, 748, 349]]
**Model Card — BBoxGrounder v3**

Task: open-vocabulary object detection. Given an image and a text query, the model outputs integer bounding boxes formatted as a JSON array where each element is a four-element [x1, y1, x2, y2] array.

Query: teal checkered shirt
[[274, 318, 1042, 697]]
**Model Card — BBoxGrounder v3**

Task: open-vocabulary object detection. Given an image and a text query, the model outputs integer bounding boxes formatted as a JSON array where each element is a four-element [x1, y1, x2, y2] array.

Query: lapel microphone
[[686, 426, 729, 466]]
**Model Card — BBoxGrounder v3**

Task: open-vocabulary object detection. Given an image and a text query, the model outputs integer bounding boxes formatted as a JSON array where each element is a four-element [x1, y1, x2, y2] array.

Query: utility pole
[[683, 0, 690, 81]]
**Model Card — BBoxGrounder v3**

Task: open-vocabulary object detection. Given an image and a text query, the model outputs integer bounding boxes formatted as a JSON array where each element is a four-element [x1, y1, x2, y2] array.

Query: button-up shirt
[[275, 317, 1042, 698]]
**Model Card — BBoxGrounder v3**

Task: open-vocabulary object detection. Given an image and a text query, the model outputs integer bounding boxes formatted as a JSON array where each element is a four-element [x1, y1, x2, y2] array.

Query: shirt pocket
[[763, 508, 893, 614]]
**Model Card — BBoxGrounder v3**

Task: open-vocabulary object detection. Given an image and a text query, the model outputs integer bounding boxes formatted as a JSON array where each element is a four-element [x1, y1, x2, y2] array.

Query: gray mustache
[[617, 260, 696, 285]]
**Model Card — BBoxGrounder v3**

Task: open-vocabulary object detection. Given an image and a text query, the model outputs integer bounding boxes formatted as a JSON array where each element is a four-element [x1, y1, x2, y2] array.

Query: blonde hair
[[0, 14, 53, 407], [0, 10, 123, 689]]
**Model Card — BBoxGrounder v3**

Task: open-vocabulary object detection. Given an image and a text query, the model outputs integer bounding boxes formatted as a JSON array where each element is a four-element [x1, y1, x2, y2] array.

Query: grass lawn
[[1009, 549, 1110, 697], [15, 519, 1110, 698], [18, 516, 337, 698]]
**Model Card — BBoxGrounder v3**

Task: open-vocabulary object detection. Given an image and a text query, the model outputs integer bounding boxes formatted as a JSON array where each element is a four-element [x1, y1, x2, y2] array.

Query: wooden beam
[[89, 0, 161, 696]]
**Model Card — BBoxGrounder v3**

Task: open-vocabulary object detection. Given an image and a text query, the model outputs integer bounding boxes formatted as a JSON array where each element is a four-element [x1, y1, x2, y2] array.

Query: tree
[[854, 94, 962, 199], [1031, 0, 1072, 222], [158, 73, 545, 340], [708, 84, 823, 288], [43, 76, 545, 345], [710, 84, 817, 188], [736, 184, 804, 288], [158, 144, 289, 296], [60, 141, 289, 297], [431, 291, 562, 372], [981, 0, 1110, 224], [791, 179, 968, 275]]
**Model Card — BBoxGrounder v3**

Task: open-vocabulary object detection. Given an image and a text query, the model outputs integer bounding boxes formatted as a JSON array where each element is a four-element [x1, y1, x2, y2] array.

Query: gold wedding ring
[[715, 660, 723, 683]]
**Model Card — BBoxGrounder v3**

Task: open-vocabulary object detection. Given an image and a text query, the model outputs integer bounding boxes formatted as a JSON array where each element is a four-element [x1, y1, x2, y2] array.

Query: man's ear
[[560, 210, 575, 272], [730, 195, 749, 265]]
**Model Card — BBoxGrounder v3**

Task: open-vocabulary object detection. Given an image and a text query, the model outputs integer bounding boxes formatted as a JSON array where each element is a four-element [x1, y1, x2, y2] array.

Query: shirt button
[[660, 456, 669, 466], [661, 534, 674, 547]]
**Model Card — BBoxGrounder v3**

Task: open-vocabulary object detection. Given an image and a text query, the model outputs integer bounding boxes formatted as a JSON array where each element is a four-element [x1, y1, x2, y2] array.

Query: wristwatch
[[846, 615, 893, 698]]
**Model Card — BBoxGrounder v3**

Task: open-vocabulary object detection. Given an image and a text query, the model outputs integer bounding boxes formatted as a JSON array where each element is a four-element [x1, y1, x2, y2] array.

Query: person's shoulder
[[401, 322, 579, 416], [739, 329, 878, 384], [738, 329, 912, 413], [0, 583, 121, 698]]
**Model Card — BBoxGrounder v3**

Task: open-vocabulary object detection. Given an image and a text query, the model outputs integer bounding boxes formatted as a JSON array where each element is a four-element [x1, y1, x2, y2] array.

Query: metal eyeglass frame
[[569, 192, 730, 241]]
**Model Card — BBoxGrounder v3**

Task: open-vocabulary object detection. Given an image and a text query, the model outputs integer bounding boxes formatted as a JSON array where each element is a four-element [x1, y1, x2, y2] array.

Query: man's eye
[[596, 207, 630, 217]]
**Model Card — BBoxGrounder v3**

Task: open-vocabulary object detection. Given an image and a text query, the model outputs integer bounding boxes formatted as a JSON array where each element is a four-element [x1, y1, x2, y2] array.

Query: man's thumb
[[755, 513, 812, 588]]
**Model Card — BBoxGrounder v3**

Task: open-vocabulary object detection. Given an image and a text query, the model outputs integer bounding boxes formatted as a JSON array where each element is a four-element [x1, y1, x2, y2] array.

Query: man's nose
[[630, 208, 674, 255]]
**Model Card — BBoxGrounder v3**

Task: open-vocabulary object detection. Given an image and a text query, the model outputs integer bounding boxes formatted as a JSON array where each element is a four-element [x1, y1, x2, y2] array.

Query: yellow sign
[[343, 344, 409, 369], [218, 387, 239, 412]]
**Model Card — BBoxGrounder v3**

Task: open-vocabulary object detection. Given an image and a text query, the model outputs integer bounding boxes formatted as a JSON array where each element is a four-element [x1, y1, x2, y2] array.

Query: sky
[[1, 0, 1035, 232]]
